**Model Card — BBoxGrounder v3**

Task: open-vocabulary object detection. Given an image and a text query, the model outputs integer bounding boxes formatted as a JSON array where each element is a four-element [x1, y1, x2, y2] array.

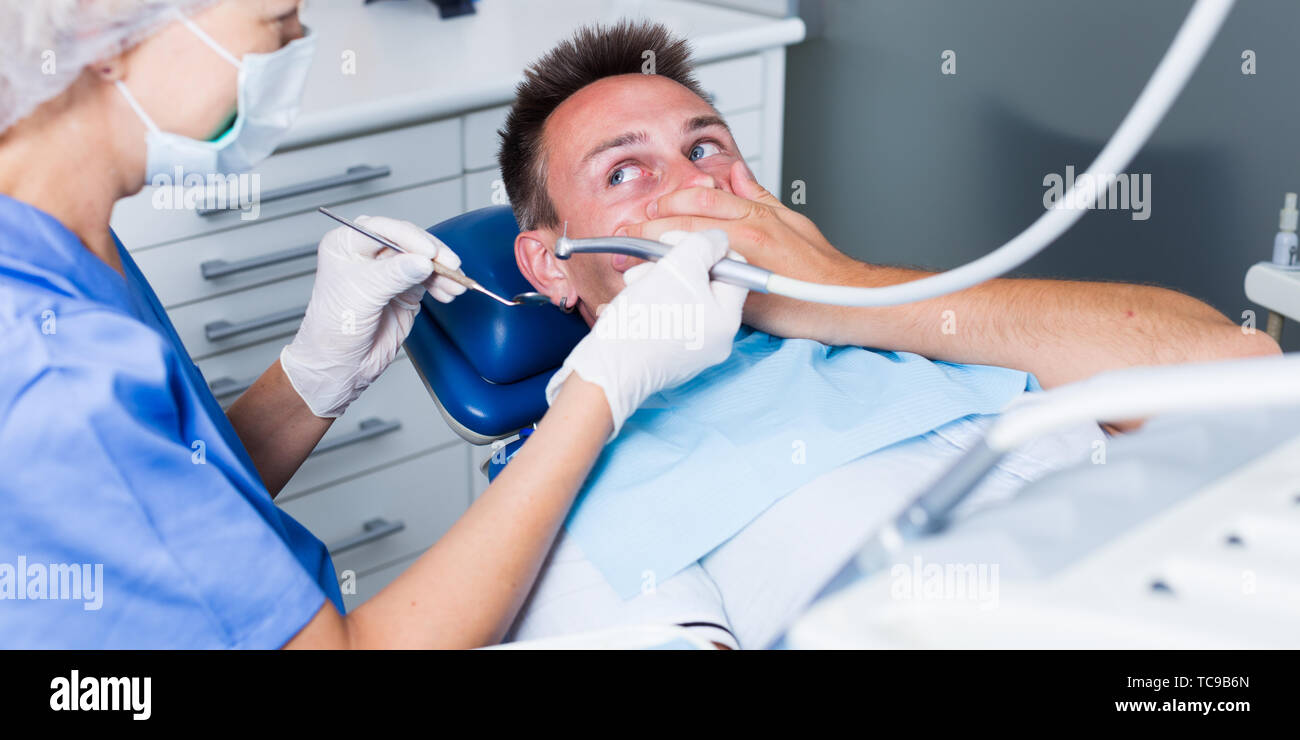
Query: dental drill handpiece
[[553, 226, 775, 294]]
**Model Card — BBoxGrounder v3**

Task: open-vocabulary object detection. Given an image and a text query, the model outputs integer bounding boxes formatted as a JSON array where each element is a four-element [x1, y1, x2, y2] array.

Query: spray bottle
[[1272, 193, 1298, 268]]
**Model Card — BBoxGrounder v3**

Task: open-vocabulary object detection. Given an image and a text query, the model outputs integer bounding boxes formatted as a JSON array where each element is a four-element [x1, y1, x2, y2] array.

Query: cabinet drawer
[[463, 105, 511, 172], [279, 356, 461, 500], [134, 180, 464, 308], [279, 444, 471, 582], [697, 54, 764, 114], [111, 119, 462, 250], [169, 273, 315, 360], [195, 336, 287, 407], [465, 168, 507, 211]]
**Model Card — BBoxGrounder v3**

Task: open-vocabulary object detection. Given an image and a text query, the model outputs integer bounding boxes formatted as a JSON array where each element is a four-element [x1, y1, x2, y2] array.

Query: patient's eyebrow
[[582, 131, 649, 165], [684, 115, 731, 134], [579, 117, 732, 167]]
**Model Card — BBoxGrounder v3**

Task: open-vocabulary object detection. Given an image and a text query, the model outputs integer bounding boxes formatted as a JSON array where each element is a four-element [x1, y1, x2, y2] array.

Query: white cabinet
[[279, 447, 471, 614], [697, 54, 766, 114], [109, 0, 802, 614]]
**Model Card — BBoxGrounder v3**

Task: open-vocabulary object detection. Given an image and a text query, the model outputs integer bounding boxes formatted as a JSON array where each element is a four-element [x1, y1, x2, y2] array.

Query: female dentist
[[0, 0, 745, 648]]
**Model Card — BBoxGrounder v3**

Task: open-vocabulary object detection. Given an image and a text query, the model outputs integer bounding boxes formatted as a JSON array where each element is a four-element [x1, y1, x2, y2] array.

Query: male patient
[[494, 22, 1279, 648]]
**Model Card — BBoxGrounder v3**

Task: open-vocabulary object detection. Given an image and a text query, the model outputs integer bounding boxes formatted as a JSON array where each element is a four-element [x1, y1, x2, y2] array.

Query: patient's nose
[[681, 169, 718, 190], [665, 157, 719, 191]]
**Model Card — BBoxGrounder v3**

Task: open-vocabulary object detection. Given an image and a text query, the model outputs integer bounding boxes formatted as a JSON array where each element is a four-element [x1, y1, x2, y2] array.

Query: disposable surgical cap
[[0, 0, 220, 134]]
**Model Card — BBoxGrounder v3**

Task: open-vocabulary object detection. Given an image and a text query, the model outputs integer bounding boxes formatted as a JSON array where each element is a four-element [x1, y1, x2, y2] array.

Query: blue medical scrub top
[[0, 194, 343, 648]]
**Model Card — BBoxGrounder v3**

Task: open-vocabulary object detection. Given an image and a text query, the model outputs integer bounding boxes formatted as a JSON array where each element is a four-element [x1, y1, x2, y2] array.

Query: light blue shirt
[[0, 194, 341, 648], [565, 328, 1038, 598]]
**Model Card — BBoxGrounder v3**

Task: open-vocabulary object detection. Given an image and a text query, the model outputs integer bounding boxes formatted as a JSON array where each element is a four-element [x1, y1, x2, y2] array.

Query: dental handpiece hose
[[561, 0, 1235, 308], [775, 0, 1235, 307]]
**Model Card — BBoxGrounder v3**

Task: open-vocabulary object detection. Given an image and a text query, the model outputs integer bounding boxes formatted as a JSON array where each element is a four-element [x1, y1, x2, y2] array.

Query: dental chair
[[404, 207, 718, 650], [404, 205, 589, 474]]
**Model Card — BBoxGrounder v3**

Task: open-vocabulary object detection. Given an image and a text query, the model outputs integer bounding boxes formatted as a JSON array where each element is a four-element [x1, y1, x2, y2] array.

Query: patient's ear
[[515, 230, 571, 304]]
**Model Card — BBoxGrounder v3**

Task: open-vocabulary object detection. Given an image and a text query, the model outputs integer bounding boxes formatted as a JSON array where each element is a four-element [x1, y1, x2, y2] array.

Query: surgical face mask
[[115, 12, 316, 180]]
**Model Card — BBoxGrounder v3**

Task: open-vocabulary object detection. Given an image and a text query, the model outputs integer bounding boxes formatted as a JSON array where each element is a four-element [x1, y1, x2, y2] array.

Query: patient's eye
[[689, 141, 723, 162], [609, 164, 645, 187]]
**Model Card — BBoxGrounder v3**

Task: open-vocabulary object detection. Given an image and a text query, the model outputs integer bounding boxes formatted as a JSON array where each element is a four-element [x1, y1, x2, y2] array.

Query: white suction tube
[[985, 352, 1300, 453], [768, 0, 1237, 307], [853, 352, 1300, 567]]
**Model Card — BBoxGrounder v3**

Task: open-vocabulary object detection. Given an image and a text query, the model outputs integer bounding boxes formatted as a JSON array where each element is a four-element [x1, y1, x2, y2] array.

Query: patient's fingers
[[620, 217, 777, 269], [647, 164, 827, 251], [648, 185, 765, 222], [728, 159, 784, 210], [728, 160, 828, 245], [618, 216, 734, 242]]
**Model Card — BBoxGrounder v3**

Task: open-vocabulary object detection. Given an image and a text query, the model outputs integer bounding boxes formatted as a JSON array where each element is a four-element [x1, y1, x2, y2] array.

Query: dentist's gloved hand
[[282, 215, 467, 418], [545, 229, 748, 438]]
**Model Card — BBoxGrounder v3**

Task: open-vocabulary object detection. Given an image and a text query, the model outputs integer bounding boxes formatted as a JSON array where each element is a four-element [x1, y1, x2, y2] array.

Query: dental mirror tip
[[510, 291, 553, 307]]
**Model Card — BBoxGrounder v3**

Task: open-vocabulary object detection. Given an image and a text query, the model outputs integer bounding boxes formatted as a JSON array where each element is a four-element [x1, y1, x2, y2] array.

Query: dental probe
[[317, 207, 534, 307]]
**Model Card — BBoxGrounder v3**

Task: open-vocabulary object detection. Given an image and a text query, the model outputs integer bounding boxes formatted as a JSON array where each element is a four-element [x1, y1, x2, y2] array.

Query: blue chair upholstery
[[404, 206, 589, 444]]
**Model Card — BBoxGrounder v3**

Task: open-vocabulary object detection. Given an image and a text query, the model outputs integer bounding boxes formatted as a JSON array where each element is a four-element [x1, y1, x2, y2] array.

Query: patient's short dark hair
[[498, 21, 709, 230]]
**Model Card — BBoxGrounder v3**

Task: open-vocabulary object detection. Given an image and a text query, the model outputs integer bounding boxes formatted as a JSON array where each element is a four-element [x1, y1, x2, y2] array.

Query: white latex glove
[[545, 229, 748, 438], [281, 215, 467, 418]]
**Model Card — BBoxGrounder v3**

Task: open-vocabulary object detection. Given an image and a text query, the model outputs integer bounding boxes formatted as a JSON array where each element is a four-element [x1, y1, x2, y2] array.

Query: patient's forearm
[[634, 177, 1277, 382], [322, 376, 613, 649], [754, 261, 1280, 389]]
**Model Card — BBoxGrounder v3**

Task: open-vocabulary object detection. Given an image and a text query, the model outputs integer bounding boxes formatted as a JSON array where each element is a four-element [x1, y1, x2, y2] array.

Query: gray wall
[[783, 0, 1300, 351]]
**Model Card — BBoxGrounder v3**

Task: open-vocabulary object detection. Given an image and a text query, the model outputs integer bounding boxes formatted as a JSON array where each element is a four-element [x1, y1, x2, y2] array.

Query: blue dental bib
[[564, 328, 1036, 597]]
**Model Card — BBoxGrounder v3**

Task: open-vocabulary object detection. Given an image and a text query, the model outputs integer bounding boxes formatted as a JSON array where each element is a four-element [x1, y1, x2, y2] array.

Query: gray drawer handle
[[205, 304, 307, 342], [201, 242, 318, 280], [209, 375, 255, 400], [328, 517, 405, 555], [196, 164, 392, 217], [311, 417, 402, 456]]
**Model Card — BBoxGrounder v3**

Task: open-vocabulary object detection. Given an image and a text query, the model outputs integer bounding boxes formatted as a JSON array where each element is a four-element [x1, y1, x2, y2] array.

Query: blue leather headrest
[[423, 206, 588, 383], [404, 206, 588, 444]]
